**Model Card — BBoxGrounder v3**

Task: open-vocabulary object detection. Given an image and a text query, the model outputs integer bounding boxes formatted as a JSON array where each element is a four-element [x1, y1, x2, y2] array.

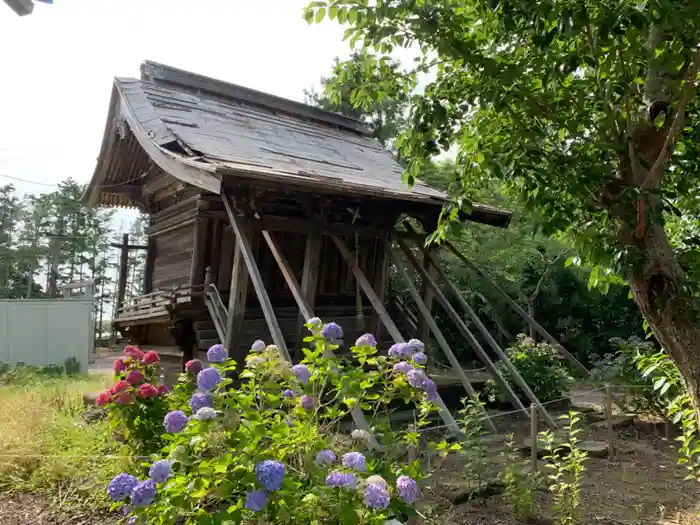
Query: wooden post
[[418, 247, 436, 344], [606, 383, 614, 460], [260, 228, 381, 449], [225, 240, 249, 358], [420, 246, 554, 426], [530, 403, 538, 472], [209, 220, 222, 286], [296, 232, 322, 355], [373, 240, 391, 341], [437, 238, 588, 375], [143, 236, 155, 293], [115, 233, 129, 313], [395, 237, 531, 421], [388, 243, 496, 433], [330, 233, 462, 437], [190, 218, 207, 286], [222, 194, 291, 362]]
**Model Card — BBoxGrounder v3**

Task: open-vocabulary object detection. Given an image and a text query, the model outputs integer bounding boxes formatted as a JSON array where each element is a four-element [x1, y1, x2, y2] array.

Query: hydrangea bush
[[107, 320, 447, 525], [96, 346, 171, 456], [486, 334, 574, 404]]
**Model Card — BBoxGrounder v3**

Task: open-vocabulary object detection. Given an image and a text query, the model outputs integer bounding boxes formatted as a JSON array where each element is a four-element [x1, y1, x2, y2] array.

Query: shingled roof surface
[[85, 61, 511, 226]]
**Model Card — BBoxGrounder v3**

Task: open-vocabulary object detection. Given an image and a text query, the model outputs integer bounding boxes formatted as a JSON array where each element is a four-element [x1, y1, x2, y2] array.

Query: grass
[[0, 369, 129, 511]]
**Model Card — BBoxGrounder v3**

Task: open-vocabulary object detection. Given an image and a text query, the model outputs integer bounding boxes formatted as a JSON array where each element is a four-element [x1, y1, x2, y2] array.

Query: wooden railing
[[203, 269, 228, 344], [114, 284, 205, 324]]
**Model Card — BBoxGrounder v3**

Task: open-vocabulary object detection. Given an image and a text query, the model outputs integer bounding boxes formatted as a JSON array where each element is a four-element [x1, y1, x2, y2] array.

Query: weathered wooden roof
[[84, 60, 511, 227]]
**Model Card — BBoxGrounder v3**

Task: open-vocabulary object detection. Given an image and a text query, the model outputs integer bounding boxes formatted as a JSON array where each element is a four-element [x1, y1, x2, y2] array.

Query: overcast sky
[[0, 0, 395, 228]]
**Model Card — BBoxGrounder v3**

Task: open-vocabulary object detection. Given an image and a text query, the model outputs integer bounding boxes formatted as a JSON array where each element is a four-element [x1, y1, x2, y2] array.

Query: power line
[[0, 173, 56, 187]]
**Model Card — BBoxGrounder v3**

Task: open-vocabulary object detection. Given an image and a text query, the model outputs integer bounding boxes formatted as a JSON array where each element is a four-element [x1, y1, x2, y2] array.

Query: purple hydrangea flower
[[355, 333, 377, 347], [411, 352, 428, 365], [107, 473, 138, 501], [299, 394, 315, 411], [407, 368, 429, 389], [197, 367, 222, 391], [388, 342, 413, 358], [251, 339, 266, 352], [206, 343, 228, 363], [149, 459, 171, 484], [396, 475, 421, 503], [423, 378, 438, 401], [131, 479, 156, 507], [282, 389, 296, 399], [364, 482, 390, 509], [163, 410, 189, 433], [325, 470, 358, 491], [408, 338, 425, 352], [245, 490, 268, 512], [127, 518, 136, 525], [189, 392, 214, 412], [194, 407, 217, 420], [255, 460, 285, 491], [392, 361, 414, 375], [291, 364, 311, 385], [341, 451, 367, 472], [315, 449, 336, 466], [321, 322, 343, 341]]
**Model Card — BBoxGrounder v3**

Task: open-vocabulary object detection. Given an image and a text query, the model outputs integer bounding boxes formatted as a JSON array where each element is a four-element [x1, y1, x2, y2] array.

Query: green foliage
[[114, 324, 441, 525], [487, 334, 574, 404], [501, 433, 537, 522], [590, 336, 670, 417], [0, 359, 82, 385], [456, 396, 489, 493], [99, 348, 171, 457], [541, 412, 587, 525]]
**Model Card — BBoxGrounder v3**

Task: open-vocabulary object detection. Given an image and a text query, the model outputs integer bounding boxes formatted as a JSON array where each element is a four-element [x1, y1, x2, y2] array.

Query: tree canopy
[[304, 0, 700, 420]]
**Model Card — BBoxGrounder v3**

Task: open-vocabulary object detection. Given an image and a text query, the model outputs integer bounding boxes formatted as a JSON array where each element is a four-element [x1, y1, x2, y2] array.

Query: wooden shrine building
[[84, 61, 589, 431]]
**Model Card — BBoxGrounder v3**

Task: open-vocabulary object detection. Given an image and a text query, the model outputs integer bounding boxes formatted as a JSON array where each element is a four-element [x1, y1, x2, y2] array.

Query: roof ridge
[[139, 60, 374, 137]]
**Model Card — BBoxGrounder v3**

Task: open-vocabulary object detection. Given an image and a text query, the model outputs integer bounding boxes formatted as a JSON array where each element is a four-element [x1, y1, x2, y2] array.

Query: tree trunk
[[626, 221, 700, 426]]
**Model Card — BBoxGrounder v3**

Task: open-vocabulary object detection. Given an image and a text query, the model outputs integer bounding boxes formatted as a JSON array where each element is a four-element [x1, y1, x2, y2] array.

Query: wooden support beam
[[222, 194, 291, 362], [144, 237, 155, 293], [115, 233, 129, 315], [330, 233, 462, 437], [225, 237, 249, 361], [209, 220, 223, 286], [418, 247, 437, 345], [296, 232, 322, 355], [395, 236, 530, 421], [373, 240, 391, 341], [438, 238, 589, 376], [190, 218, 208, 286], [388, 242, 497, 433], [418, 243, 556, 427]]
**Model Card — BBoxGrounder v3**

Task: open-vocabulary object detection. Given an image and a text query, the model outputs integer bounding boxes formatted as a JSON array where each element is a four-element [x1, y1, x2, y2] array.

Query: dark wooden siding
[[151, 223, 195, 290]]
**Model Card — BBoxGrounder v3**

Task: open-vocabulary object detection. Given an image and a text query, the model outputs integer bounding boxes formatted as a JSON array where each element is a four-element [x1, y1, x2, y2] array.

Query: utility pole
[[110, 233, 148, 316]]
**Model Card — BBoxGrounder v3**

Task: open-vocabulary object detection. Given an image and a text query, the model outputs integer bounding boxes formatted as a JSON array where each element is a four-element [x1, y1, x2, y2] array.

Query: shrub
[[0, 358, 81, 386], [97, 346, 171, 457], [107, 321, 444, 525], [487, 334, 574, 403]]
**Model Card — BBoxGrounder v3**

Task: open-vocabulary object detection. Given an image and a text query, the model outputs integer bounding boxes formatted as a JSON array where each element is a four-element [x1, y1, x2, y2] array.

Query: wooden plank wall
[[152, 224, 196, 289]]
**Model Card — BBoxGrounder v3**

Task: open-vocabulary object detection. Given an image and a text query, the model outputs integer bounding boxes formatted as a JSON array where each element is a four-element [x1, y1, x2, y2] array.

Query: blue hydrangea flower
[[396, 475, 421, 503], [321, 322, 343, 341], [388, 342, 413, 358], [131, 479, 156, 507], [206, 343, 228, 363], [163, 410, 189, 433], [149, 459, 171, 484], [299, 394, 314, 411], [325, 470, 358, 491], [127, 518, 136, 525], [355, 333, 377, 347], [107, 473, 138, 501], [255, 460, 285, 491], [392, 361, 414, 375], [364, 482, 390, 509], [197, 367, 222, 391], [407, 368, 429, 389], [291, 364, 311, 385], [245, 490, 268, 512], [423, 378, 438, 401], [411, 352, 428, 365], [408, 338, 425, 352], [189, 392, 214, 412], [307, 317, 323, 329], [194, 407, 217, 420], [341, 451, 367, 472], [282, 389, 296, 399], [251, 339, 266, 352], [315, 449, 336, 466]]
